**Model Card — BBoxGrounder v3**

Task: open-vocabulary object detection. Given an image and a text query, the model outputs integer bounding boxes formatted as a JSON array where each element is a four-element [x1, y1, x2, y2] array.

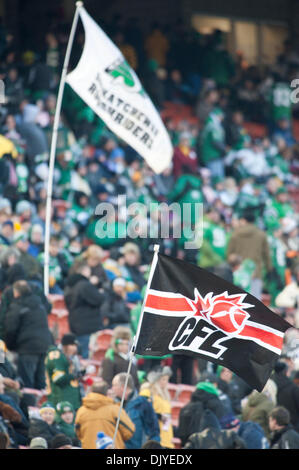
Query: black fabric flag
[[135, 252, 293, 391]]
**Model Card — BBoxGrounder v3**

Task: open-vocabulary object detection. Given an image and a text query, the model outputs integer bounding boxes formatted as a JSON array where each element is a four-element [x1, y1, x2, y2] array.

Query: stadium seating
[[47, 295, 70, 342], [90, 329, 114, 362], [172, 437, 182, 449]]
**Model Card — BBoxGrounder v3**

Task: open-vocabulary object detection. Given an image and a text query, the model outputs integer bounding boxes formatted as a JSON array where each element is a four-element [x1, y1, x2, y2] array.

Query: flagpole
[[111, 244, 160, 448], [43, 1, 83, 296]]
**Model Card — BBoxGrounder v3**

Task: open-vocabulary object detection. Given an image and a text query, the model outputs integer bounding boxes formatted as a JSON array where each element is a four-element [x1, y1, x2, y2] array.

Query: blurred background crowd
[[0, 2, 298, 450]]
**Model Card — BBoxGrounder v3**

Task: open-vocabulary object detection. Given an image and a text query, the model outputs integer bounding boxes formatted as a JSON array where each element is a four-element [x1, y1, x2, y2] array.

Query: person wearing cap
[[13, 231, 43, 284], [29, 436, 48, 449], [139, 366, 174, 448], [96, 431, 114, 449], [45, 334, 82, 410], [50, 433, 73, 449], [28, 402, 61, 446], [99, 277, 130, 329], [55, 401, 81, 446]]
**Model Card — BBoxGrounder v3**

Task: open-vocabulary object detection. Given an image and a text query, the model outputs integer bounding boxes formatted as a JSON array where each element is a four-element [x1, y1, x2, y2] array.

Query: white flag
[[66, 7, 173, 174]]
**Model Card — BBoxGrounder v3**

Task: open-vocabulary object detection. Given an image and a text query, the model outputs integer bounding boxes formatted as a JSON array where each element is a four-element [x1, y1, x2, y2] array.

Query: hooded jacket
[[75, 392, 135, 449], [64, 273, 105, 336], [227, 223, 272, 278], [242, 391, 275, 438], [177, 384, 226, 446], [183, 409, 246, 449]]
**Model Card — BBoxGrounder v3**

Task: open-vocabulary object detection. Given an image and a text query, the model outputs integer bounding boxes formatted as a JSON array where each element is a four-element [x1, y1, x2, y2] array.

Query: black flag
[[135, 252, 292, 391]]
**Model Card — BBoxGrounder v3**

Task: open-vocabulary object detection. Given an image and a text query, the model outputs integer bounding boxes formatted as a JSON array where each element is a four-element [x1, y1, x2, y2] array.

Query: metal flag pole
[[43, 1, 83, 296], [111, 244, 160, 448]]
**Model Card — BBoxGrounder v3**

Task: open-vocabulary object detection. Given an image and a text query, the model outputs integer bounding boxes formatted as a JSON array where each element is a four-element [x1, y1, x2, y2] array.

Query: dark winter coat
[[183, 409, 246, 449], [272, 371, 299, 432], [177, 388, 227, 446], [28, 418, 61, 446], [100, 291, 130, 327], [64, 273, 105, 336], [101, 349, 139, 390], [4, 292, 52, 354], [270, 424, 299, 449]]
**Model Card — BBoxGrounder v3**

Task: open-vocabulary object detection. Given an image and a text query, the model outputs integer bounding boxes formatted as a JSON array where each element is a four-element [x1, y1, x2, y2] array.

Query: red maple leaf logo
[[189, 289, 254, 335]]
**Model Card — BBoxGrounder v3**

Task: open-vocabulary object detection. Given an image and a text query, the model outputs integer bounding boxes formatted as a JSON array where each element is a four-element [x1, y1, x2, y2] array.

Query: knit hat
[[39, 402, 56, 415], [50, 433, 73, 449], [96, 432, 113, 449], [56, 401, 74, 416], [196, 381, 219, 396], [219, 412, 240, 429], [15, 200, 32, 215], [29, 437, 48, 449], [61, 333, 78, 347], [147, 366, 172, 384]]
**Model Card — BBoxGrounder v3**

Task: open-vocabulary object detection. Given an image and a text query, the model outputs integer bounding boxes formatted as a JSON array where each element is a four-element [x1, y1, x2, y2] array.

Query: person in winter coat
[[28, 402, 61, 446], [45, 334, 82, 411], [111, 372, 160, 449], [272, 361, 299, 432], [70, 244, 110, 290], [183, 409, 246, 449], [3, 280, 53, 389], [100, 278, 130, 329], [269, 406, 299, 449], [64, 261, 106, 359], [241, 379, 277, 439], [227, 210, 272, 300], [176, 381, 227, 447], [55, 401, 81, 447], [100, 326, 139, 389], [75, 381, 135, 449], [139, 366, 174, 449]]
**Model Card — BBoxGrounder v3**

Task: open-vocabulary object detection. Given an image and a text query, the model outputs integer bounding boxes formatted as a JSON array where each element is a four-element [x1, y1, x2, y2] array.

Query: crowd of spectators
[[0, 13, 298, 450]]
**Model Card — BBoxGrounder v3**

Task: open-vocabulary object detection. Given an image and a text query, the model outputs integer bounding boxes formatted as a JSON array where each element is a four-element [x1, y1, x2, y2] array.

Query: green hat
[[56, 401, 74, 415], [40, 402, 56, 415], [276, 187, 287, 195], [196, 381, 219, 396]]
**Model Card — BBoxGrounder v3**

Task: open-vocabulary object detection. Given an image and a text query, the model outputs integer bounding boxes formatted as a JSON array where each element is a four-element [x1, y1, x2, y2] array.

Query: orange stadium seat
[[177, 384, 195, 404], [172, 437, 182, 449], [168, 383, 180, 400], [171, 400, 185, 421]]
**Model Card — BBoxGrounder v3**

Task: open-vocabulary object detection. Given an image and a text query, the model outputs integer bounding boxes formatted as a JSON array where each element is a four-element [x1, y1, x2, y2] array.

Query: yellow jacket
[[140, 387, 174, 448], [75, 392, 135, 449]]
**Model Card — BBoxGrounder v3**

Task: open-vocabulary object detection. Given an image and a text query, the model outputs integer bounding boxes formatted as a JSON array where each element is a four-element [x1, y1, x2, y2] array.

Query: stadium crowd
[[0, 14, 298, 449]]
